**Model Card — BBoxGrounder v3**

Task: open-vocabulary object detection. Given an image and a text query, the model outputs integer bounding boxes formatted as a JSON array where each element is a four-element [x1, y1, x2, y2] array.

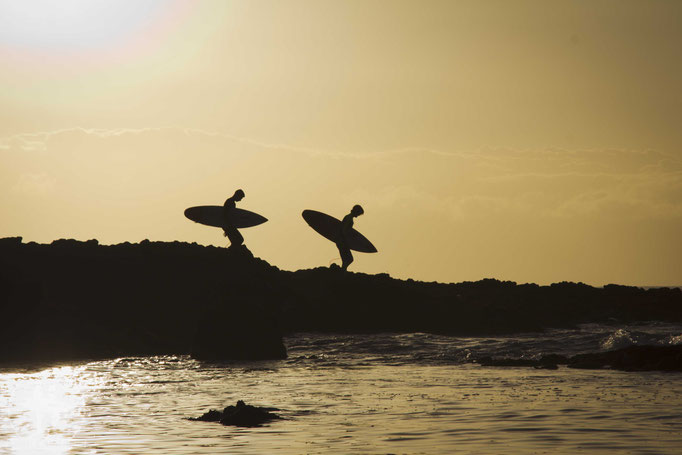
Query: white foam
[[601, 329, 636, 350]]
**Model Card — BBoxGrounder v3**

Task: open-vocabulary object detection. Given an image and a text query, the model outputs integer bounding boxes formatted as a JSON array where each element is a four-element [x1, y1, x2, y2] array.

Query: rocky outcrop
[[191, 304, 287, 361], [279, 269, 681, 334], [476, 345, 682, 372], [1, 237, 680, 363], [568, 345, 682, 371], [190, 400, 281, 427]]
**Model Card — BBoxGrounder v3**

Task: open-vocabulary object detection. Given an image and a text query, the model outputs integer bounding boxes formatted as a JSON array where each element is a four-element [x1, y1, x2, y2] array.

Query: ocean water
[[1, 323, 682, 454]]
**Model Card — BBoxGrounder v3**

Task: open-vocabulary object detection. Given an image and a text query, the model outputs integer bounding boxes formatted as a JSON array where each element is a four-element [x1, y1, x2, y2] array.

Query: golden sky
[[1, 0, 681, 285]]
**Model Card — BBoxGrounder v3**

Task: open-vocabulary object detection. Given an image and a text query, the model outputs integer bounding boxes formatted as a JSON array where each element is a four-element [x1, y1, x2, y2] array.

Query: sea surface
[[1, 323, 682, 454]]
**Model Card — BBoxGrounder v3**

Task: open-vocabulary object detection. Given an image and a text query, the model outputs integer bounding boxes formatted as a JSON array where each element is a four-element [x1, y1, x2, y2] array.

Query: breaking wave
[[285, 322, 682, 367]]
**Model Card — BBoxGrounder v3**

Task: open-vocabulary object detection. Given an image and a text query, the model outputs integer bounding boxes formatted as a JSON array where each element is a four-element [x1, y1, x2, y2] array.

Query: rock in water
[[477, 355, 566, 369], [191, 303, 287, 361], [191, 409, 223, 422], [568, 345, 682, 372], [190, 400, 281, 427], [475, 345, 682, 372]]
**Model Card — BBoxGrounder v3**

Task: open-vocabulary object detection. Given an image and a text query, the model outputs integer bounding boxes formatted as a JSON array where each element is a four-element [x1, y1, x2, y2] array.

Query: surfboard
[[302, 209, 377, 253], [184, 206, 267, 229]]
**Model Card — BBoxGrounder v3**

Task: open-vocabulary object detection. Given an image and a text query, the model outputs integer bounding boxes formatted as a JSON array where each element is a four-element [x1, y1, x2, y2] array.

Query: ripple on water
[[0, 330, 681, 454]]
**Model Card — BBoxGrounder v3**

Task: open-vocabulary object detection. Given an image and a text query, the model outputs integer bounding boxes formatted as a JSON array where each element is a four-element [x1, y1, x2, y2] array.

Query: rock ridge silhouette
[[1, 237, 680, 363]]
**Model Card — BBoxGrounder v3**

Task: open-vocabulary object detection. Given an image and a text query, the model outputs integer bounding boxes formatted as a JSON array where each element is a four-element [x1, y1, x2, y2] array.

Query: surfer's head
[[233, 189, 245, 201], [351, 204, 364, 217]]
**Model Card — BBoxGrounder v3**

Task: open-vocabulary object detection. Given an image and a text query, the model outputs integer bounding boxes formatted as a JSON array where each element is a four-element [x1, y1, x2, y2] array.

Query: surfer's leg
[[226, 225, 244, 247], [340, 247, 353, 271], [335, 242, 351, 270]]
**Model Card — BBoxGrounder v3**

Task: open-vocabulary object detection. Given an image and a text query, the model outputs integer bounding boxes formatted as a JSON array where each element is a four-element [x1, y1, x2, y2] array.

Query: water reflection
[[0, 333, 681, 454], [1, 366, 97, 455]]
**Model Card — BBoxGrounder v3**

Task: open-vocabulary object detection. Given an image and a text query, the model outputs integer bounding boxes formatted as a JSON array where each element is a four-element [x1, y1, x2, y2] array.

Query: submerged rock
[[476, 345, 682, 372], [191, 400, 281, 427], [477, 355, 567, 369], [192, 409, 223, 422], [568, 345, 682, 372]]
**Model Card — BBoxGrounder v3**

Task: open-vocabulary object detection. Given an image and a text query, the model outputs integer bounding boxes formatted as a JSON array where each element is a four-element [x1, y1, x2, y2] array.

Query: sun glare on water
[[1, 366, 100, 455]]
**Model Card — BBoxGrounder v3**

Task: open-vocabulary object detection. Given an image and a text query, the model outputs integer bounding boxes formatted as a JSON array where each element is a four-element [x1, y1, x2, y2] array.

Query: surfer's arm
[[223, 198, 235, 232], [339, 214, 353, 242]]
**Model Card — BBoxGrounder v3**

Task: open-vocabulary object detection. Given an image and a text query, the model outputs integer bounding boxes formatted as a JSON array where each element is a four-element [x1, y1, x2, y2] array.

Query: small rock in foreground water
[[190, 400, 281, 427]]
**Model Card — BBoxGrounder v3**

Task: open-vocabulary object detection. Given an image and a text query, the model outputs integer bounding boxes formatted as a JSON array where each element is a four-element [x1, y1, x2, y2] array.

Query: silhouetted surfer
[[337, 204, 364, 270], [223, 189, 245, 248]]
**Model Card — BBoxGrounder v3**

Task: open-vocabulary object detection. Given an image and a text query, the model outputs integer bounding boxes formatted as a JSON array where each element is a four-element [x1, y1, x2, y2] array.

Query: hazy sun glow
[[1, 0, 681, 286], [0, 0, 169, 52]]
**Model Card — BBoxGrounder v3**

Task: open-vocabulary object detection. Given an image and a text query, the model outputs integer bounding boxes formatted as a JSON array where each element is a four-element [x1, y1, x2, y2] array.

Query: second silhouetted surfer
[[302, 205, 377, 270], [223, 189, 245, 248]]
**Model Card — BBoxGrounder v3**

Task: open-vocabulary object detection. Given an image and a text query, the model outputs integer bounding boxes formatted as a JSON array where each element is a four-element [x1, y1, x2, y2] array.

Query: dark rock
[[477, 356, 538, 367], [0, 236, 22, 248], [190, 400, 281, 427], [1, 237, 681, 363], [476, 346, 682, 372], [191, 304, 287, 361], [477, 355, 565, 369], [540, 354, 569, 365], [568, 345, 682, 372], [191, 409, 223, 422]]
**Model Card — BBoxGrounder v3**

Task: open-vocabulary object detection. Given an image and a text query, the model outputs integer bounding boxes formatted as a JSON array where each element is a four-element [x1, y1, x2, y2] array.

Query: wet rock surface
[[477, 355, 566, 370], [190, 400, 281, 427], [476, 345, 682, 372], [568, 345, 682, 372]]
